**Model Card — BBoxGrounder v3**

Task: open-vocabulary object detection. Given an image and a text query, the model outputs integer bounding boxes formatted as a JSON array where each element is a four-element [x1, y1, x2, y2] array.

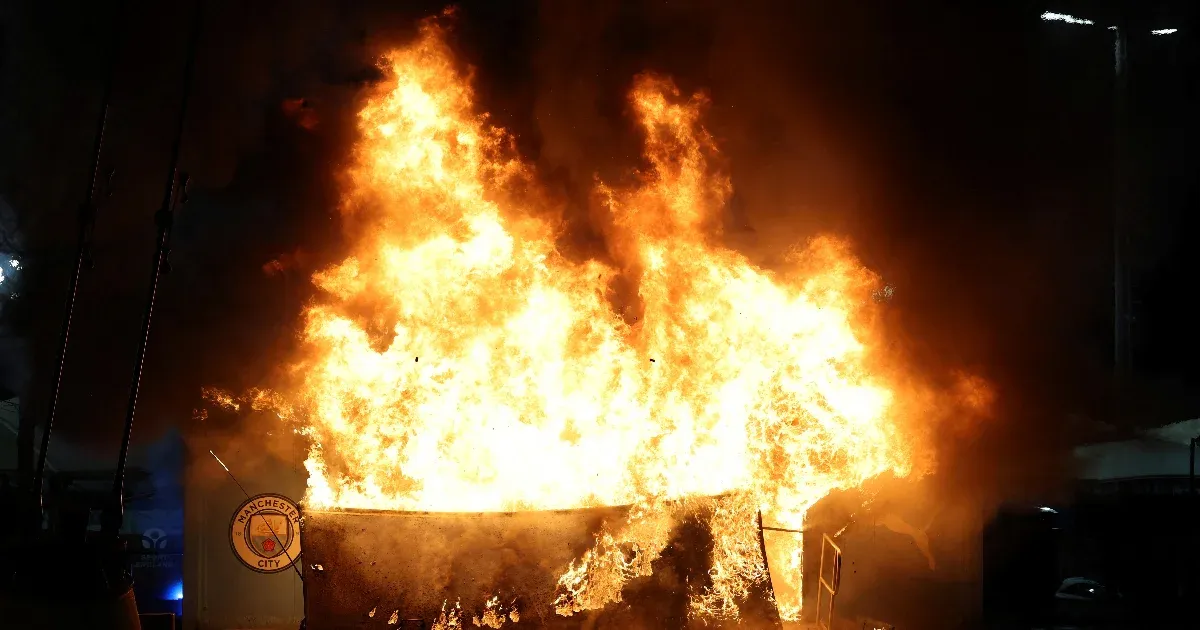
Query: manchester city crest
[[229, 493, 302, 573]]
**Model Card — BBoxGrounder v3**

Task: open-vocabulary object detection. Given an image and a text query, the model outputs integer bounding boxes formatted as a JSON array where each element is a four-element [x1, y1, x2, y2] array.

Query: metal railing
[[816, 533, 842, 630]]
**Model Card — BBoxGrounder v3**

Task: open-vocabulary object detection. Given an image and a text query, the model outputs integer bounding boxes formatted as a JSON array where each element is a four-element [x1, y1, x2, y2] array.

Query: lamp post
[[1039, 11, 1179, 387], [1040, 11, 1129, 379], [1190, 436, 1196, 496]]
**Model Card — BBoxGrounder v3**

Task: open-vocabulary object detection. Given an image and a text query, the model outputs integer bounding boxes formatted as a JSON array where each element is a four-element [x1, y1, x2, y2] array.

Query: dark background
[[0, 0, 1196, 497]]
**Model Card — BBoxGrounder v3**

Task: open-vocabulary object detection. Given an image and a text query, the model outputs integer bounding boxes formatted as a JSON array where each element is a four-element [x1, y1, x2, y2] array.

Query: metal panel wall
[[184, 431, 305, 630]]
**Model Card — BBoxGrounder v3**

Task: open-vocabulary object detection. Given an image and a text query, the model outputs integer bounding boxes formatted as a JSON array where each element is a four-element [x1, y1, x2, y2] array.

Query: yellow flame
[[202, 386, 241, 412], [471, 596, 515, 628], [243, 14, 959, 621], [432, 601, 465, 630]]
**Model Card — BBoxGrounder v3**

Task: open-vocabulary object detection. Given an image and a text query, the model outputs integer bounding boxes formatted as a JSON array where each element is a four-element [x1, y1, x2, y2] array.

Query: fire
[[472, 597, 518, 628], [230, 11, 960, 622], [432, 601, 465, 630]]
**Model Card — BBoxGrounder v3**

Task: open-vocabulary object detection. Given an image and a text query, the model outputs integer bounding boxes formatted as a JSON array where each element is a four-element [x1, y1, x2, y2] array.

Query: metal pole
[[29, 0, 126, 535], [757, 512, 778, 599], [1189, 437, 1195, 496], [102, 0, 204, 536], [755, 511, 788, 628], [1112, 24, 1130, 382]]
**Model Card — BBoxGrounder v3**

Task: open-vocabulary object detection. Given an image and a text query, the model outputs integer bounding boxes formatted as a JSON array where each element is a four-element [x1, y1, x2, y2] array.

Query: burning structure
[[197, 10, 988, 629]]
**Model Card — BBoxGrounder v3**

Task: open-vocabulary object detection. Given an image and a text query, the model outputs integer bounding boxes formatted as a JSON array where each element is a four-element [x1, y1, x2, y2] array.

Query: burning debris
[[202, 386, 241, 412], [208, 9, 986, 626], [432, 601, 464, 630], [471, 596, 517, 628]]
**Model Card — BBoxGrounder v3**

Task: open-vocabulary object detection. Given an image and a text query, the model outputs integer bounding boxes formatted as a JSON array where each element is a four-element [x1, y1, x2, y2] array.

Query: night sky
[[0, 0, 1197, 493]]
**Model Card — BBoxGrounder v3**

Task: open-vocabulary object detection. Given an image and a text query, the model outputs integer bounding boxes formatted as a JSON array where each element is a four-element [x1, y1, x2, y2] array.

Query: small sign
[[229, 493, 302, 574]]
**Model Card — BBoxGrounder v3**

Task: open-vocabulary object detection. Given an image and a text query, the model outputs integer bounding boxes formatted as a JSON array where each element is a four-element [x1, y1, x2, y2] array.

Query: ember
[[217, 9, 978, 625]]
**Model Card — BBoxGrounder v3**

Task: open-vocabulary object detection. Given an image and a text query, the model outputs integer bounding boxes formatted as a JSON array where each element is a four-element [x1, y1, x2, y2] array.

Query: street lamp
[[1040, 11, 1179, 376], [1040, 10, 1132, 378], [1040, 11, 1181, 37], [1040, 12, 1094, 26], [1041, 9, 1181, 417]]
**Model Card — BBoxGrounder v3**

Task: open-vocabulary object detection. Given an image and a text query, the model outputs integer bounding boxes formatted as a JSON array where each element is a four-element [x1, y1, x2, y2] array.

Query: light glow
[[1151, 28, 1178, 35], [209, 450, 230, 473], [1041, 12, 1095, 26]]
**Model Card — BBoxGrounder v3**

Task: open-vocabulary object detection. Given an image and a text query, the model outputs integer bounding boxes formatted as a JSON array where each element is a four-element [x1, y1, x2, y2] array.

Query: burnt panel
[[300, 506, 779, 630]]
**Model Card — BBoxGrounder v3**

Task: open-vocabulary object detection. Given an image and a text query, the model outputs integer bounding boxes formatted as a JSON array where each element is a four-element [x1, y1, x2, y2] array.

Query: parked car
[[1053, 577, 1124, 626]]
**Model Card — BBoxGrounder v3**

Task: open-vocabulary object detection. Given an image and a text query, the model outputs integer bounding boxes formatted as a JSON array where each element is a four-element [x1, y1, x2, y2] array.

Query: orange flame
[[246, 14, 962, 621]]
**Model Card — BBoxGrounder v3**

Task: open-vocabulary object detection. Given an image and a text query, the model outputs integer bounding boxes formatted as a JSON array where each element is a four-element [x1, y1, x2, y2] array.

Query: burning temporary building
[[186, 11, 991, 630]]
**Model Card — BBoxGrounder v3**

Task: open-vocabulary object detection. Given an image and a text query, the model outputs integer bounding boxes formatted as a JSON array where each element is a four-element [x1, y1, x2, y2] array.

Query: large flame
[[241, 14, 951, 621]]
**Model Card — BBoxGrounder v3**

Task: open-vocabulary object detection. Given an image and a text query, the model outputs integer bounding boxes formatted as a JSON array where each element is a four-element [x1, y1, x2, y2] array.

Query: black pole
[[1189, 437, 1195, 496], [102, 0, 204, 536], [757, 510, 783, 626], [28, 0, 126, 535], [1193, 437, 1199, 603], [757, 511, 773, 583], [1112, 23, 1130, 383]]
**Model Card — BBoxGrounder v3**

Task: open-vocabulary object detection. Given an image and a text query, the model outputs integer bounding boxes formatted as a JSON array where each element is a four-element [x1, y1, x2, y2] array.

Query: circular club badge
[[229, 493, 302, 574]]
